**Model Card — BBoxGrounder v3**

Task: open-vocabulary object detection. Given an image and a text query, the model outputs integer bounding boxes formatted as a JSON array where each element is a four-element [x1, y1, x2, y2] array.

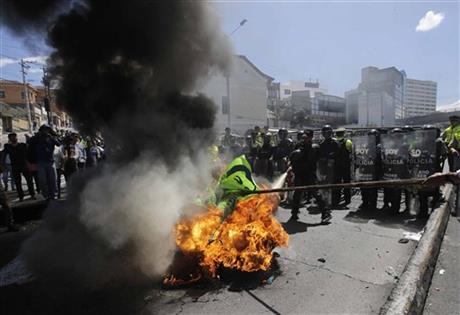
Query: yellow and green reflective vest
[[444, 125, 460, 149], [215, 155, 259, 219]]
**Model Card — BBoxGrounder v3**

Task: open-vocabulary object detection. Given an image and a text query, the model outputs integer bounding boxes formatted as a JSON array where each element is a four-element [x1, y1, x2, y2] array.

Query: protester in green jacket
[[213, 154, 259, 219]]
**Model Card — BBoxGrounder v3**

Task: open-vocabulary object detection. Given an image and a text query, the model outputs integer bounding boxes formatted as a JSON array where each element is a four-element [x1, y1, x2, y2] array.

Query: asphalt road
[[423, 216, 460, 315], [0, 191, 427, 315]]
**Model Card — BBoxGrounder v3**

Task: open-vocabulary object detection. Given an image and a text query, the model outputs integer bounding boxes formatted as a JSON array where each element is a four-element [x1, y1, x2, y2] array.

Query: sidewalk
[[423, 216, 460, 315]]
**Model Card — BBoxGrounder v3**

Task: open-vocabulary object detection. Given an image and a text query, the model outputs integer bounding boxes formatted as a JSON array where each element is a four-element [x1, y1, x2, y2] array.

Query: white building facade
[[200, 55, 273, 135], [403, 78, 437, 118]]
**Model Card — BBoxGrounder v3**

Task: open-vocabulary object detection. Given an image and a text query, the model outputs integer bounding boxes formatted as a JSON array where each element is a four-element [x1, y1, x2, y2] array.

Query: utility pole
[[20, 59, 33, 134], [226, 74, 231, 127], [42, 66, 52, 126]]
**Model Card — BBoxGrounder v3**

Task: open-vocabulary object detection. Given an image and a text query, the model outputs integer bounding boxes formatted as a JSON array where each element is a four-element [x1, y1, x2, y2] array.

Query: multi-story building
[[403, 78, 437, 118], [200, 55, 274, 134], [0, 79, 42, 132], [345, 66, 404, 127], [0, 79, 72, 133], [280, 80, 327, 100]]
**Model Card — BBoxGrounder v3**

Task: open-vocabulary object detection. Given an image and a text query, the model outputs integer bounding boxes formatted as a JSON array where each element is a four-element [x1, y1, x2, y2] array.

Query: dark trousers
[[418, 191, 431, 217], [361, 188, 377, 209], [12, 168, 35, 199], [0, 183, 13, 226], [291, 175, 327, 217], [30, 170, 40, 193], [333, 164, 351, 204], [385, 188, 402, 214], [57, 169, 64, 199]]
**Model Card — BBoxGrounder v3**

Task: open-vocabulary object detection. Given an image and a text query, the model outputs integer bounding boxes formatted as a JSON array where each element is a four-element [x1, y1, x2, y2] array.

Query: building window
[[284, 89, 291, 95], [0, 90, 4, 98], [21, 91, 26, 100]]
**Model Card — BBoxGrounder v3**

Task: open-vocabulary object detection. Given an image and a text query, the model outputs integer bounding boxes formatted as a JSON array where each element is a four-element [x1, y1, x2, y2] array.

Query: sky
[[0, 1, 459, 107], [212, 1, 459, 107]]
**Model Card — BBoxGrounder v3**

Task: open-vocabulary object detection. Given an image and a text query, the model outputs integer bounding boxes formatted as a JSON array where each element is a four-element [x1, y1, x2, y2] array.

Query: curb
[[379, 184, 454, 315]]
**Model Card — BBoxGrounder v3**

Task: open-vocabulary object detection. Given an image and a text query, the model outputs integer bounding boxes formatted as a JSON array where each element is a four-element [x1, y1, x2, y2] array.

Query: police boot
[[321, 211, 332, 224], [289, 211, 299, 221]]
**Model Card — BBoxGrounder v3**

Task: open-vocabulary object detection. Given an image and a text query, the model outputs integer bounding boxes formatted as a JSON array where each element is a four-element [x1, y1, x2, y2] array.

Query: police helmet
[[422, 125, 435, 130], [402, 125, 414, 132], [423, 125, 440, 137], [391, 128, 403, 133], [368, 129, 380, 136], [304, 129, 314, 137], [321, 125, 333, 132]]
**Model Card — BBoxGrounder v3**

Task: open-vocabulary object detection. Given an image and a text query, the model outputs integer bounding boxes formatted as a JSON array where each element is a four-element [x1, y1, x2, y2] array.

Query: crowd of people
[[0, 124, 105, 231], [219, 115, 460, 223]]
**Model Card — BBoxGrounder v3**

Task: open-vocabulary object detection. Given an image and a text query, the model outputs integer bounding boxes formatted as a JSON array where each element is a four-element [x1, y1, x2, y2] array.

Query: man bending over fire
[[211, 155, 260, 220]]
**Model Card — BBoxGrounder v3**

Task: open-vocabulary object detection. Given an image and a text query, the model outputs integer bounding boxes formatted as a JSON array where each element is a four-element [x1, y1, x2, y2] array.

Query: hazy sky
[[0, 1, 458, 107], [213, 1, 459, 107]]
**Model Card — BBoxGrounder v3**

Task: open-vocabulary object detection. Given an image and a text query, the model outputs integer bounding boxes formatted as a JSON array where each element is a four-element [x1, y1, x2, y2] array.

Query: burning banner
[[165, 156, 289, 286], [175, 193, 288, 276]]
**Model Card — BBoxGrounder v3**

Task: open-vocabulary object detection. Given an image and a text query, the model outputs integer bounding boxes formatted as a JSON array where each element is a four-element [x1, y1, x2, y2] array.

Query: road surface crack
[[280, 256, 380, 286]]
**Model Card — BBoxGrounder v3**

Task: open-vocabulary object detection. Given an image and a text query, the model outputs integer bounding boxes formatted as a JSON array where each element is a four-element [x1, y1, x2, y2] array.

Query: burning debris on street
[[164, 191, 289, 288]]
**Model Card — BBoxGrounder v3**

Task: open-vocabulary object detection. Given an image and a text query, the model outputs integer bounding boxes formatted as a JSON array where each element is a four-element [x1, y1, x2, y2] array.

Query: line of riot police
[[218, 123, 447, 222]]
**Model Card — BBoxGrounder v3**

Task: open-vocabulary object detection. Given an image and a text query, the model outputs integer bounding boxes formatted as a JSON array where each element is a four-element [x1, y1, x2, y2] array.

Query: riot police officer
[[294, 131, 305, 150], [318, 125, 339, 208], [403, 126, 416, 214], [274, 128, 293, 174], [417, 125, 447, 218], [254, 133, 275, 179], [356, 129, 381, 211], [289, 131, 330, 223], [381, 128, 410, 215], [334, 127, 352, 205]]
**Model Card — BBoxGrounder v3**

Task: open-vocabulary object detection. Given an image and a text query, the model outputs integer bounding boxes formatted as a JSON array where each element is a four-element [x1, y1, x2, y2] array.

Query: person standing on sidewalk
[[0, 164, 18, 232], [1, 148, 16, 192], [3, 133, 36, 201], [30, 125, 60, 200]]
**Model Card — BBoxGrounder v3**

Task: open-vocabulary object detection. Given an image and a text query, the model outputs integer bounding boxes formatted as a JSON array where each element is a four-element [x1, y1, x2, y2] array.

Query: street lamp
[[227, 19, 248, 129]]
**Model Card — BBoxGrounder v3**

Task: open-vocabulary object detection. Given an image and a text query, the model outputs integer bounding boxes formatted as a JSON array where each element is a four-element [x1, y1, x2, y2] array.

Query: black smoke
[[1, 0, 232, 289], [3, 0, 230, 165]]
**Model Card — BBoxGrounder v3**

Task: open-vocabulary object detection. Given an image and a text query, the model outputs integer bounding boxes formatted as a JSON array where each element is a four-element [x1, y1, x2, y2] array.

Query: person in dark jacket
[[333, 128, 352, 205], [3, 133, 36, 201], [254, 134, 275, 180], [29, 125, 60, 200], [0, 178, 18, 232], [318, 125, 340, 208]]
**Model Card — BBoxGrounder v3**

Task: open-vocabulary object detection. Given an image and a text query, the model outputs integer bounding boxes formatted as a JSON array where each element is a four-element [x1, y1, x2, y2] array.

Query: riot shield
[[380, 133, 410, 180], [406, 129, 437, 179], [352, 134, 377, 182]]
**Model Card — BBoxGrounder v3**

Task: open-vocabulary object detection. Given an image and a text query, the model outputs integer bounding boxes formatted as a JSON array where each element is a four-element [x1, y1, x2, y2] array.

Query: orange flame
[[174, 193, 289, 277]]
